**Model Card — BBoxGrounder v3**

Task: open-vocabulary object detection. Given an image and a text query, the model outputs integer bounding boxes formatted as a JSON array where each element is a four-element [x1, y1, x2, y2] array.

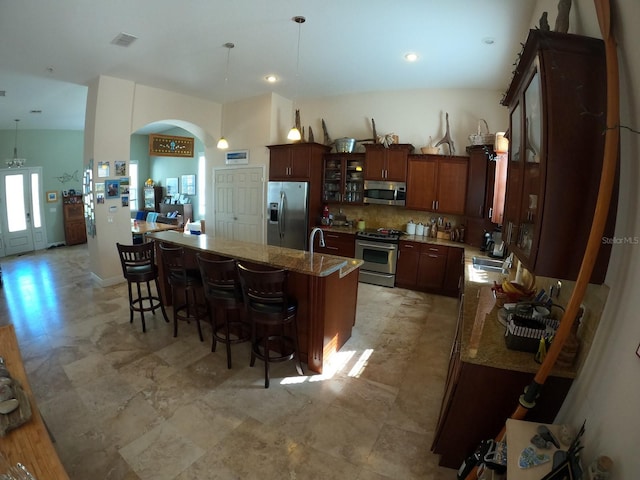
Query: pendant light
[[6, 119, 27, 168], [217, 42, 234, 150], [287, 16, 305, 142]]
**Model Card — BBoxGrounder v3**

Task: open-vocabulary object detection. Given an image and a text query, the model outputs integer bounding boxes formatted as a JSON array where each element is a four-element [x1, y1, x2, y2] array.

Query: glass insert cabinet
[[322, 153, 364, 204]]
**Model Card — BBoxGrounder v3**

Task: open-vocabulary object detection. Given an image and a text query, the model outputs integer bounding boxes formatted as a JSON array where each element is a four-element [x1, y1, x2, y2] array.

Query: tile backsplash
[[325, 204, 464, 232]]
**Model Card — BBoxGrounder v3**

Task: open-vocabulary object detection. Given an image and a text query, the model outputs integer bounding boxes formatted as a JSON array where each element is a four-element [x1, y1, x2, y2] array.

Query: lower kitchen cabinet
[[395, 241, 463, 297], [311, 230, 355, 257], [431, 360, 572, 469]]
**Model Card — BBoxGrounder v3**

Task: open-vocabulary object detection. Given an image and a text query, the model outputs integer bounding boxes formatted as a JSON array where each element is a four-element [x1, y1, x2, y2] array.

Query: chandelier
[[6, 119, 27, 168]]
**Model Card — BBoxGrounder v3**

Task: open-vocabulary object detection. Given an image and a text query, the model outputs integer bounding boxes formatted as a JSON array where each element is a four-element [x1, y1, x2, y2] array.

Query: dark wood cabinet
[[311, 230, 355, 257], [63, 194, 87, 245], [431, 296, 573, 468], [322, 153, 364, 204], [417, 244, 448, 291], [268, 143, 330, 233], [395, 241, 462, 297], [442, 246, 464, 297], [159, 203, 193, 225], [464, 145, 498, 247], [143, 186, 163, 211], [268, 142, 329, 181], [363, 144, 412, 182], [406, 154, 468, 215], [502, 30, 617, 284]]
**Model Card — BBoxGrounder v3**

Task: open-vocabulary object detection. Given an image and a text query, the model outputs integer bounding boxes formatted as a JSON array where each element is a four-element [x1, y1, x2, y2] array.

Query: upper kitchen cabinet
[[322, 153, 365, 204], [464, 145, 497, 247], [268, 142, 330, 181], [502, 30, 617, 284], [406, 154, 468, 215], [363, 144, 413, 182]]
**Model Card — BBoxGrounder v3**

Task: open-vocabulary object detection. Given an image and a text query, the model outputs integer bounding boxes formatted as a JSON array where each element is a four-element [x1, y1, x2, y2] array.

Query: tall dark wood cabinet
[[63, 194, 87, 245], [502, 30, 617, 283], [143, 186, 163, 211], [464, 145, 497, 247]]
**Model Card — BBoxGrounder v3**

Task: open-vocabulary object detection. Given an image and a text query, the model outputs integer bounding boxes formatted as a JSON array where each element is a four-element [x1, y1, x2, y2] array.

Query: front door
[[0, 167, 47, 257], [214, 167, 264, 244]]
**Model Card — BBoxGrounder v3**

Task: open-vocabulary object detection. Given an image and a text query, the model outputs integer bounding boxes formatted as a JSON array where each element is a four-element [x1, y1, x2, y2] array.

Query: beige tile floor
[[0, 244, 459, 479]]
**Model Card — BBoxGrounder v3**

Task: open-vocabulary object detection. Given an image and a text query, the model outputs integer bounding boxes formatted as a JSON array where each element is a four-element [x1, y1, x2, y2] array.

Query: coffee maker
[[482, 228, 506, 258]]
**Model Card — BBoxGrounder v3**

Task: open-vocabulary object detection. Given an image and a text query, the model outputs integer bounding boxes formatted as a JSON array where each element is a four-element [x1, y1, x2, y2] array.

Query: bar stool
[[159, 243, 207, 341], [237, 263, 303, 388], [197, 254, 249, 368], [116, 241, 169, 332]]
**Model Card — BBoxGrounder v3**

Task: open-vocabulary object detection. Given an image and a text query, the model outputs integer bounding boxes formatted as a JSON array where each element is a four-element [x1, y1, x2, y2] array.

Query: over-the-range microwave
[[363, 180, 406, 206]]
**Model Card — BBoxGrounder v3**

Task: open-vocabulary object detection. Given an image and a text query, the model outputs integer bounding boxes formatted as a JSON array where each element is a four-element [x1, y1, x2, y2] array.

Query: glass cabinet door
[[504, 102, 523, 247], [322, 157, 342, 202], [518, 68, 543, 258], [344, 157, 364, 203]]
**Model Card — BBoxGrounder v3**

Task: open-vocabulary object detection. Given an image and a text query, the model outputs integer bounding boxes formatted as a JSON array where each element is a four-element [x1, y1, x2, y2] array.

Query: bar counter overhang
[[146, 231, 363, 374]]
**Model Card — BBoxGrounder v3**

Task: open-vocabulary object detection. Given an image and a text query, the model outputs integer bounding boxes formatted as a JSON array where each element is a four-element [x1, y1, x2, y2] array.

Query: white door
[[0, 167, 47, 257], [214, 167, 264, 244]]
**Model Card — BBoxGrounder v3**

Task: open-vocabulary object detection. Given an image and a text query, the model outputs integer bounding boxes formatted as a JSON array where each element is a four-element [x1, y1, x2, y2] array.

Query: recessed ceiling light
[[404, 53, 418, 62], [482, 37, 495, 45], [265, 75, 278, 83], [30, 110, 42, 114]]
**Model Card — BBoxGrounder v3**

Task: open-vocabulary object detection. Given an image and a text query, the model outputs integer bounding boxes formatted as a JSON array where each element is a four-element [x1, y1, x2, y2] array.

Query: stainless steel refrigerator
[[267, 181, 309, 250]]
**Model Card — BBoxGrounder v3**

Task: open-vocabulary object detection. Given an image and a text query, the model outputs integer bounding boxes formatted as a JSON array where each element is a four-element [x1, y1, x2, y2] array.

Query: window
[[198, 152, 205, 217], [129, 161, 138, 211]]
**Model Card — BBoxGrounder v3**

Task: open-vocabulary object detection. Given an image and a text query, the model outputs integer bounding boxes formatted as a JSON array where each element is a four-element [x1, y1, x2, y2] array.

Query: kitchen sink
[[471, 256, 509, 274]]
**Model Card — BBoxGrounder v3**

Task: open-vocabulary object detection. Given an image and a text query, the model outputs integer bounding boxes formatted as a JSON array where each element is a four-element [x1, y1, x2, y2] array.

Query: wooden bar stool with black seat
[[237, 263, 304, 388], [197, 254, 250, 368], [159, 243, 207, 342], [116, 241, 169, 332]]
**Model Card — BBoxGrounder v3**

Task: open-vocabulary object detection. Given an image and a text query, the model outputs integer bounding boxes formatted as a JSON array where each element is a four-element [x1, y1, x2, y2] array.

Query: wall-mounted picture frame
[[225, 149, 249, 165], [149, 134, 194, 157], [115, 160, 126, 176], [166, 177, 179, 196], [46, 191, 58, 203], [106, 180, 120, 198], [181, 174, 196, 195], [98, 161, 110, 178]]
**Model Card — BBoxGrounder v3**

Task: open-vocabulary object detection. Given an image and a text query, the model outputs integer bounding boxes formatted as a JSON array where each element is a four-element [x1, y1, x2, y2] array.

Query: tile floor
[[0, 244, 459, 479]]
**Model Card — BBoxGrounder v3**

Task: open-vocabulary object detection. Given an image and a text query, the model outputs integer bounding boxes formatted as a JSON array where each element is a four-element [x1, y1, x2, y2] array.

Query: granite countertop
[[318, 225, 468, 249], [147, 230, 363, 278], [460, 251, 578, 379]]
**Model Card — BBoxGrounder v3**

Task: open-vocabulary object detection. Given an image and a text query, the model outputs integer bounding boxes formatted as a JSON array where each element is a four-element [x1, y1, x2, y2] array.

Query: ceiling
[[0, 0, 536, 132]]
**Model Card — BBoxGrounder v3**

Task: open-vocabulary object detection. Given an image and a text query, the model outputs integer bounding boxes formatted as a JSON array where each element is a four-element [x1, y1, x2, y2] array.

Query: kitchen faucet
[[309, 227, 325, 255]]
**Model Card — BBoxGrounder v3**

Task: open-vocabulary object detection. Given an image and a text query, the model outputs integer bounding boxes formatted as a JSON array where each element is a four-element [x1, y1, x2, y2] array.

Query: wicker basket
[[468, 119, 496, 146]]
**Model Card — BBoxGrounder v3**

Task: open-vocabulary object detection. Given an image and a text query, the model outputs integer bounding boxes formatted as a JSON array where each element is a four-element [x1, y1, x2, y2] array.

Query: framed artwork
[[106, 180, 120, 198], [114, 161, 126, 176], [225, 149, 250, 165], [166, 177, 179, 196], [98, 161, 110, 178], [149, 134, 194, 157], [46, 191, 58, 203], [181, 174, 196, 195]]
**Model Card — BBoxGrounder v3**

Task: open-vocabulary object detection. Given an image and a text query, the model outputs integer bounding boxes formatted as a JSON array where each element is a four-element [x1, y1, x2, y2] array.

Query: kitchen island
[[146, 230, 363, 374]]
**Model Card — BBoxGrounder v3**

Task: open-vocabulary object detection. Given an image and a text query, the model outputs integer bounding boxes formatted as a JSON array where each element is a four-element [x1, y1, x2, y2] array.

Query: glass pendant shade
[[216, 137, 229, 149], [287, 127, 301, 141]]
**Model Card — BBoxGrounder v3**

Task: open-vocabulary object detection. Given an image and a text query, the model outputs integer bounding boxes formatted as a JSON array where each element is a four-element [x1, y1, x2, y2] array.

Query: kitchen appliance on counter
[[267, 181, 309, 250], [355, 228, 403, 287], [363, 180, 406, 206]]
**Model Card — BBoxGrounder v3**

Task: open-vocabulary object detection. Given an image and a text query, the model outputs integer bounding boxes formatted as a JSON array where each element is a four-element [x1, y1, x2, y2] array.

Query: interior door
[[214, 167, 264, 244], [0, 167, 47, 256]]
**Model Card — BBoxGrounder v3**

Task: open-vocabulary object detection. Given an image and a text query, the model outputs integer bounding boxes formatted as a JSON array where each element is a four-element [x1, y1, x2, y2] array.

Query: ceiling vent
[[111, 32, 138, 47]]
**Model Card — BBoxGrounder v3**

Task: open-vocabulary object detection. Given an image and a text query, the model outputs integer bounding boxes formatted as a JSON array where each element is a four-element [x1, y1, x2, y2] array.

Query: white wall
[[530, 0, 640, 477]]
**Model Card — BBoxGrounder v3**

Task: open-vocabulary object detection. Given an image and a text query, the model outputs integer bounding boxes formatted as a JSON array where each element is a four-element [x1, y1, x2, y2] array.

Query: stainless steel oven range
[[355, 229, 403, 287]]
